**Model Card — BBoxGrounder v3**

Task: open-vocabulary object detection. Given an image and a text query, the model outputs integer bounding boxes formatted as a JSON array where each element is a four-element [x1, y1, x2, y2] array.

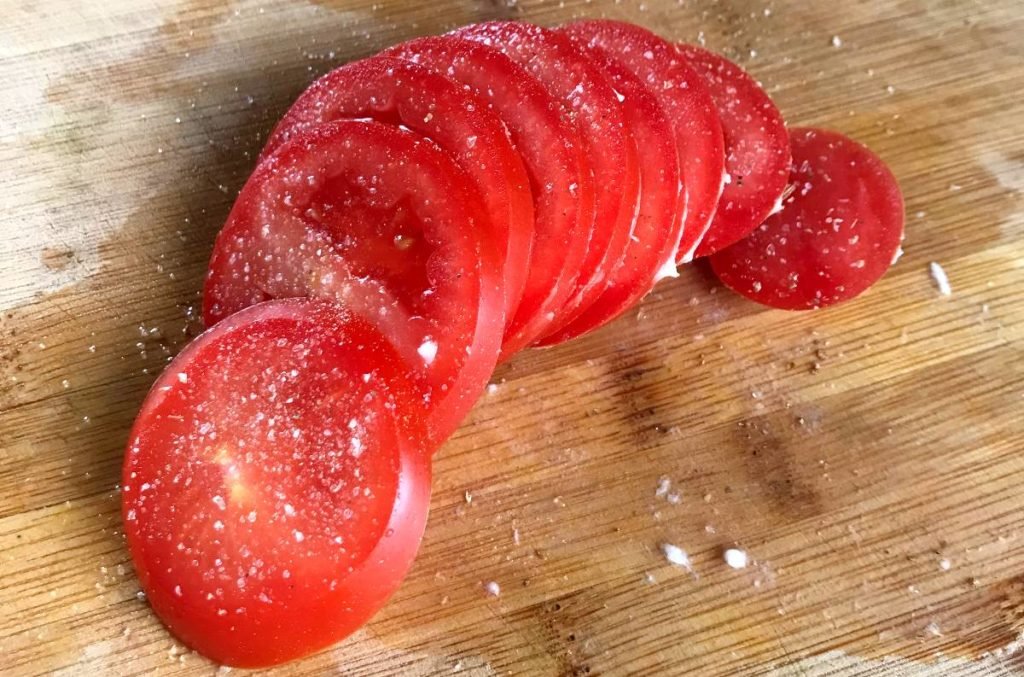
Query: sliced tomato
[[454, 22, 640, 334], [679, 44, 791, 257], [203, 120, 503, 446], [710, 127, 905, 310], [261, 56, 534, 323], [563, 20, 725, 263], [383, 35, 595, 357], [123, 299, 432, 667], [538, 33, 682, 345]]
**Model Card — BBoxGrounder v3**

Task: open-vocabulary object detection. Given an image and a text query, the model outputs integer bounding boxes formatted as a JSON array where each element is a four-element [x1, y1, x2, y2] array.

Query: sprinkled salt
[[939, 558, 952, 571], [661, 543, 692, 571], [831, 35, 842, 48], [294, 530, 304, 542], [484, 581, 500, 597], [417, 338, 438, 365], [724, 548, 749, 569], [929, 262, 952, 296]]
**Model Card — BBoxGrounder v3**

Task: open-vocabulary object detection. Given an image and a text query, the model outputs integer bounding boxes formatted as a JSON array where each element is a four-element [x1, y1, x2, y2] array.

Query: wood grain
[[1, 0, 1022, 675]]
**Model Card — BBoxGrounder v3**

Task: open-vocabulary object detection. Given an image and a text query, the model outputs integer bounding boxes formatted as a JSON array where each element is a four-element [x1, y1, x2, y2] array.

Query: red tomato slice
[[564, 20, 725, 263], [454, 22, 640, 333], [538, 33, 682, 345], [261, 56, 534, 324], [679, 44, 792, 257], [383, 35, 595, 357], [710, 127, 905, 310], [123, 299, 432, 667], [203, 120, 503, 447]]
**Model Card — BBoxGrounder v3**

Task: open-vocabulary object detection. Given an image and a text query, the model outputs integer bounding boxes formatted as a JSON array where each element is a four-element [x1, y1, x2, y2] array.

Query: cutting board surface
[[1, 1, 1022, 675]]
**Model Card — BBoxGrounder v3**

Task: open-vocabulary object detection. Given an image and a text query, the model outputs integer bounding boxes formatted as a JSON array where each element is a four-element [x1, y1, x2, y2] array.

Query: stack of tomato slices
[[124, 19, 905, 667]]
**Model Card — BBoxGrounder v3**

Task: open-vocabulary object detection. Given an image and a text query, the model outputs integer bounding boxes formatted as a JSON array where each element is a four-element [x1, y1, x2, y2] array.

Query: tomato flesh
[[384, 35, 595, 357], [538, 27, 682, 344], [204, 120, 504, 447], [262, 56, 534, 324], [455, 22, 639, 335], [564, 20, 725, 263], [709, 127, 905, 309], [123, 299, 432, 667], [679, 44, 791, 257]]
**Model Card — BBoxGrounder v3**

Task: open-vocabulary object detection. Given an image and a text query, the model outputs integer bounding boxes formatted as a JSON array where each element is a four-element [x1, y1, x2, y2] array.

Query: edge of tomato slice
[[383, 35, 596, 357], [261, 56, 534, 324], [679, 44, 792, 258], [123, 299, 432, 667], [204, 119, 504, 448], [538, 28, 682, 345], [709, 127, 905, 310], [454, 21, 640, 333], [563, 20, 725, 264]]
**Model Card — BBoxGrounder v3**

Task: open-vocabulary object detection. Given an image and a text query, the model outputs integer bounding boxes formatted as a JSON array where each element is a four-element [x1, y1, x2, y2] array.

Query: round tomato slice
[[383, 35, 595, 357], [123, 299, 432, 667], [679, 44, 791, 258], [454, 22, 639, 332], [538, 36, 681, 345], [564, 20, 725, 263], [203, 120, 503, 447], [710, 127, 905, 310], [261, 56, 534, 324]]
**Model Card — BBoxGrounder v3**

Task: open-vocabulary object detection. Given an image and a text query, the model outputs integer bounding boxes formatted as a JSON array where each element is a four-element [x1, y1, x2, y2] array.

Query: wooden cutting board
[[1, 0, 1022, 674]]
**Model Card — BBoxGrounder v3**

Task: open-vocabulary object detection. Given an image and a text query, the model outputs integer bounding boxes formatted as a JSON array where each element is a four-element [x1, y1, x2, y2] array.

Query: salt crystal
[[483, 581, 500, 597], [724, 548, 749, 569], [293, 530, 304, 542], [939, 558, 952, 571], [486, 383, 499, 394], [661, 543, 693, 571], [831, 35, 842, 48], [655, 476, 671, 498], [417, 338, 438, 365], [929, 262, 952, 296]]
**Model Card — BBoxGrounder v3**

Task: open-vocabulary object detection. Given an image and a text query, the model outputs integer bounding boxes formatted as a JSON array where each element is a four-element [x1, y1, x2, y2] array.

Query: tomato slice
[[710, 127, 905, 310], [123, 299, 432, 667], [203, 120, 503, 446], [261, 56, 534, 324], [383, 35, 595, 357], [679, 44, 792, 257], [538, 32, 682, 345], [454, 22, 640, 334], [563, 20, 725, 263]]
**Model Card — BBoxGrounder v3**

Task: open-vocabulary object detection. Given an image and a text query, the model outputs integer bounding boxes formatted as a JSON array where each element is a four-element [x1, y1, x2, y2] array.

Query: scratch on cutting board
[[768, 633, 1024, 676]]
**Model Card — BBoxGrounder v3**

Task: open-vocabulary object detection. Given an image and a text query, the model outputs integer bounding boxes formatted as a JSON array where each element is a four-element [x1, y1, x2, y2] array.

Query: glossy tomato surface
[[204, 120, 504, 446], [262, 56, 534, 323], [540, 28, 681, 344], [456, 21, 639, 332], [680, 44, 791, 258], [123, 299, 432, 667], [564, 20, 725, 263], [385, 35, 595, 357], [710, 127, 905, 309]]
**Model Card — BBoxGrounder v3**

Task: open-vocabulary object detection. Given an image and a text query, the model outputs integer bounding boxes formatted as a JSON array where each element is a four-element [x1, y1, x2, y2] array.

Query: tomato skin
[[204, 120, 504, 448], [262, 56, 534, 324], [123, 299, 432, 667], [710, 127, 905, 310]]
